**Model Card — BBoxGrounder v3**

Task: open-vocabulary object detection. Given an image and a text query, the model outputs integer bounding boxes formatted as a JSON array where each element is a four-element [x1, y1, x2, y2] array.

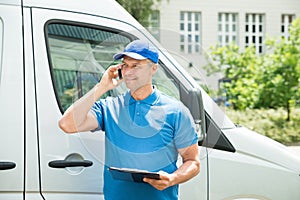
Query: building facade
[[151, 0, 300, 89]]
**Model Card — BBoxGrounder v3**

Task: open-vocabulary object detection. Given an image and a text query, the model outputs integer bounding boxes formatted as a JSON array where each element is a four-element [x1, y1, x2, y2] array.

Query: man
[[59, 40, 200, 200]]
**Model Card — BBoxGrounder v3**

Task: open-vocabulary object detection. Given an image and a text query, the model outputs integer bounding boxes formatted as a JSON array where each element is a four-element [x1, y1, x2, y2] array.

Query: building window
[[148, 10, 160, 41], [281, 14, 295, 39], [245, 13, 265, 54], [180, 11, 201, 54], [218, 13, 238, 46]]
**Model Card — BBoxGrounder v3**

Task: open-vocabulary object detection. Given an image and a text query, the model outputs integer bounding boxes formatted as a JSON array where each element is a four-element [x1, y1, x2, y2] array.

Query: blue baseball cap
[[113, 40, 159, 63]]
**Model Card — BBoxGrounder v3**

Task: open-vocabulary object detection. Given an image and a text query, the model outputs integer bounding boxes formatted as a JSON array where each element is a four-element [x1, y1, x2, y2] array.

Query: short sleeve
[[173, 103, 198, 149], [91, 100, 105, 131]]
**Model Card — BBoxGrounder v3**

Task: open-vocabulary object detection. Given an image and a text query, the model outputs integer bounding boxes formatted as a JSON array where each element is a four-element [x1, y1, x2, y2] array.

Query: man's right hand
[[97, 64, 123, 92]]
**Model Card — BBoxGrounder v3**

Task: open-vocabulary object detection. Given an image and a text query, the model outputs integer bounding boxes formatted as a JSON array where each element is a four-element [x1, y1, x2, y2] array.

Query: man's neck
[[131, 84, 153, 100]]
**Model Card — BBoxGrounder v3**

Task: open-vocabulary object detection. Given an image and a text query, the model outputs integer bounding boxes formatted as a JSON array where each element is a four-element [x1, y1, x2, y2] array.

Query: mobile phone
[[118, 68, 123, 79]]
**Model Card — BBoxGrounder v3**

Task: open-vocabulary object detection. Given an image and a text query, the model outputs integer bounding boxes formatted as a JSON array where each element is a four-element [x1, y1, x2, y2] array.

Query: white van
[[0, 0, 299, 199]]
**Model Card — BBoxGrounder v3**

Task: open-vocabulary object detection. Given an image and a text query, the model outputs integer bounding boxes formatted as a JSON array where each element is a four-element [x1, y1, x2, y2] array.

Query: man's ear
[[152, 64, 158, 74]]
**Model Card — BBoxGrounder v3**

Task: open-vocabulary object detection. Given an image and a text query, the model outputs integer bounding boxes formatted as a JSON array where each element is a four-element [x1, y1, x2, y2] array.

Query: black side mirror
[[181, 88, 206, 142]]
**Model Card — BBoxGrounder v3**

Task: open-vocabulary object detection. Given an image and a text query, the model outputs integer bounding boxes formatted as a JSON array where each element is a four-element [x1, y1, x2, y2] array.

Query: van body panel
[[0, 0, 20, 5], [23, 7, 45, 193], [208, 127, 300, 199], [23, 0, 141, 29], [31, 8, 105, 199], [0, 4, 24, 195], [179, 146, 208, 199], [225, 127, 300, 173], [209, 127, 300, 199], [209, 148, 300, 199]]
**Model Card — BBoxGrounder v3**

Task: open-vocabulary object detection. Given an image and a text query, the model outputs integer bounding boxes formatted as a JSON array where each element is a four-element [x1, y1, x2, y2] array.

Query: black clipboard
[[108, 167, 161, 182]]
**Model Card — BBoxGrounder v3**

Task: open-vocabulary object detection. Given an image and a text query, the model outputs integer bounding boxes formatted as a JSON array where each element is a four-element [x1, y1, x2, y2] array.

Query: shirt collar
[[124, 86, 159, 106]]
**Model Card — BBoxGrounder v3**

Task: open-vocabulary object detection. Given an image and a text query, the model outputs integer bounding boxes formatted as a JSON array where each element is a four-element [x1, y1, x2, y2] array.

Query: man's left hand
[[143, 171, 176, 191]]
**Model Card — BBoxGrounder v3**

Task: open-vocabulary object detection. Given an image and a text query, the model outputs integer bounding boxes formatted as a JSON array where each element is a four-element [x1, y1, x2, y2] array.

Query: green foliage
[[204, 44, 261, 110], [225, 107, 300, 145], [204, 17, 300, 121], [257, 17, 300, 120], [116, 0, 161, 27]]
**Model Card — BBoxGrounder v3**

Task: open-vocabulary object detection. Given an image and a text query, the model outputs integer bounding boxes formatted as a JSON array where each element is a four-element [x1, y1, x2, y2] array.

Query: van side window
[[46, 22, 179, 112], [153, 61, 180, 100]]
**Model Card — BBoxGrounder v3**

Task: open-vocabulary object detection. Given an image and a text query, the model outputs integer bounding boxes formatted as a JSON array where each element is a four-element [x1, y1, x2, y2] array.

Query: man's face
[[121, 56, 157, 92]]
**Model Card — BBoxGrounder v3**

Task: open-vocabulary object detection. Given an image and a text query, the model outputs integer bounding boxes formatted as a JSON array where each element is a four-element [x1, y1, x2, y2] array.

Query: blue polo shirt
[[91, 88, 198, 200]]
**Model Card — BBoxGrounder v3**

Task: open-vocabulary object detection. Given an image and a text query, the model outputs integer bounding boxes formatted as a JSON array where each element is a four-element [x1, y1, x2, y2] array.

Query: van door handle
[[48, 160, 93, 168], [0, 161, 16, 170]]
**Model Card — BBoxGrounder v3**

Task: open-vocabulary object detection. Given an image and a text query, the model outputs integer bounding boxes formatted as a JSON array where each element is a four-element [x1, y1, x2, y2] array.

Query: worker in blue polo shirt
[[59, 40, 200, 200]]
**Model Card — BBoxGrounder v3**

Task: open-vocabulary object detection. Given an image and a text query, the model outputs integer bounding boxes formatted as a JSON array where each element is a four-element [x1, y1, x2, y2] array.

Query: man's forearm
[[171, 143, 200, 185], [58, 84, 107, 133], [172, 159, 200, 185], [58, 64, 122, 133]]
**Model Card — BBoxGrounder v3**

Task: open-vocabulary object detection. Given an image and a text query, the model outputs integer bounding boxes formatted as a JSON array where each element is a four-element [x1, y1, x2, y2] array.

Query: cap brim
[[113, 52, 147, 61]]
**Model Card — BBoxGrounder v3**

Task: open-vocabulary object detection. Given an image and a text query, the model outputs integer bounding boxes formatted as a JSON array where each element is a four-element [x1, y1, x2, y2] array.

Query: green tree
[[204, 44, 260, 110], [116, 0, 161, 27], [204, 17, 300, 121], [258, 17, 300, 121]]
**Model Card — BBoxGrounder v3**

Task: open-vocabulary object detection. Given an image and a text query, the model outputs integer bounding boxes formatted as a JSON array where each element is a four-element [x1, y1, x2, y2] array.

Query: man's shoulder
[[156, 91, 186, 112], [157, 91, 181, 104], [157, 90, 193, 116]]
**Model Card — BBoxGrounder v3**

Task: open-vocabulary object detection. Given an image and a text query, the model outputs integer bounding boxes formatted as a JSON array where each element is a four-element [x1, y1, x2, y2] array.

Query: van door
[[0, 4, 24, 200], [31, 7, 207, 200]]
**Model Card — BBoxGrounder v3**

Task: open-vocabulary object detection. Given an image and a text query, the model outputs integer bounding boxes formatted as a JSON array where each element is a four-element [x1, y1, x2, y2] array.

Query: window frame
[[218, 12, 239, 46], [281, 14, 295, 39], [44, 19, 181, 113], [179, 11, 202, 54], [245, 13, 265, 54]]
